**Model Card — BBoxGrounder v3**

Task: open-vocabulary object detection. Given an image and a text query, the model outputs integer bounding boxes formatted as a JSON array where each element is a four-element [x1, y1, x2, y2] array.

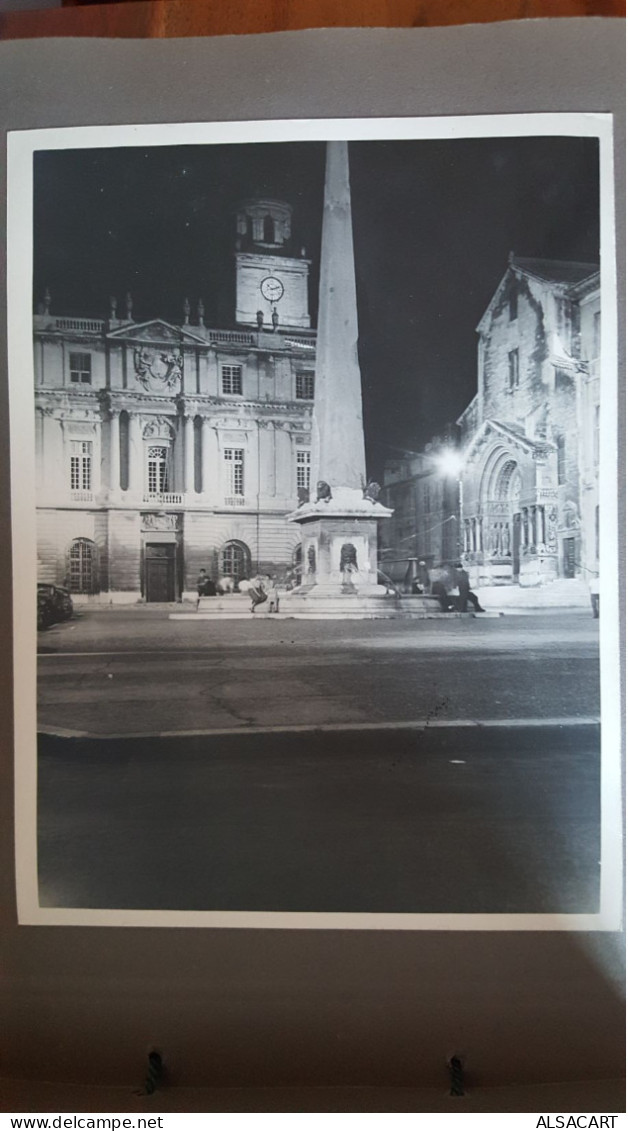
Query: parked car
[[37, 583, 74, 629], [37, 586, 55, 631]]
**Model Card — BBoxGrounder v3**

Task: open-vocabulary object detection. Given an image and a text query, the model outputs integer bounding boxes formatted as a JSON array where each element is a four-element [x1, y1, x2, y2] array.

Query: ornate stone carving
[[363, 480, 381, 503], [142, 415, 175, 440], [316, 480, 332, 503], [561, 500, 580, 530], [546, 505, 558, 551], [141, 512, 180, 532], [134, 345, 182, 391], [340, 543, 359, 592]]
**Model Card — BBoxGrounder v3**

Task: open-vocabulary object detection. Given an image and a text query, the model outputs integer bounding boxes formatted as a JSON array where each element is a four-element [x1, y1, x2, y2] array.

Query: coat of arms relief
[[134, 346, 183, 392]]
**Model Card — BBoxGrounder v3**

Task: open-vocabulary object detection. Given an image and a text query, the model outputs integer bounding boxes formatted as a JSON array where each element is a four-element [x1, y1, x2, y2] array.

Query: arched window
[[219, 541, 250, 585], [146, 445, 170, 495], [68, 538, 98, 594]]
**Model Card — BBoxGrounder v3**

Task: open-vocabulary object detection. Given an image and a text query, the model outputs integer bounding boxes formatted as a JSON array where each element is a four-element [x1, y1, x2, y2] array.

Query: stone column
[[109, 411, 120, 493], [128, 412, 142, 495], [201, 419, 211, 497], [537, 504, 545, 545], [184, 414, 195, 494]]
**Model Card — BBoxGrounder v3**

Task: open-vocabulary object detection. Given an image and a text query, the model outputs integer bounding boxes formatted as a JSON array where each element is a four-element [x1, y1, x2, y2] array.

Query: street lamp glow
[[436, 449, 464, 478]]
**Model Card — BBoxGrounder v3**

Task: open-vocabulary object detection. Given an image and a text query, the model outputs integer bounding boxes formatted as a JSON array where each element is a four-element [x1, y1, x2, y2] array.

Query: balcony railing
[[53, 317, 105, 333], [70, 490, 94, 502], [284, 336, 316, 349], [207, 329, 256, 346], [142, 492, 184, 506], [224, 495, 247, 507]]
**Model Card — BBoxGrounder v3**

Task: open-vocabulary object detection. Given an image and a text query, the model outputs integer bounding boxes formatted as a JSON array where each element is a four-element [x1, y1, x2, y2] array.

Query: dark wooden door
[[512, 513, 521, 579], [564, 537, 576, 579], [145, 543, 175, 602]]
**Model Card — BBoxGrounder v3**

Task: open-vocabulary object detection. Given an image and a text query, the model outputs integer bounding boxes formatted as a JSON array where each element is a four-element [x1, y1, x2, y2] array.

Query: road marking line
[[38, 645, 600, 658], [38, 716, 600, 740]]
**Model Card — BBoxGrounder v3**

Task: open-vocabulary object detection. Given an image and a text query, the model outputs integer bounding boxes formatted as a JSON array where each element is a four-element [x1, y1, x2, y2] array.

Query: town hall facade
[[34, 198, 316, 602]]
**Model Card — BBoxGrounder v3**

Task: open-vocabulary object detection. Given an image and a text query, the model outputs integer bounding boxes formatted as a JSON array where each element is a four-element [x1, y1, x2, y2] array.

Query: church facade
[[458, 256, 600, 588], [34, 199, 316, 603], [380, 256, 601, 591]]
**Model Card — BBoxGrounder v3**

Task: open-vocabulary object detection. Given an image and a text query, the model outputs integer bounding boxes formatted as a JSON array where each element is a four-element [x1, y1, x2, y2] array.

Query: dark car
[[37, 587, 55, 631], [37, 583, 74, 629]]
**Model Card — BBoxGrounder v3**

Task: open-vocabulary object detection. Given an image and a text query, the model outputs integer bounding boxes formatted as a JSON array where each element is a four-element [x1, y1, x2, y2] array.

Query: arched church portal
[[473, 448, 523, 580]]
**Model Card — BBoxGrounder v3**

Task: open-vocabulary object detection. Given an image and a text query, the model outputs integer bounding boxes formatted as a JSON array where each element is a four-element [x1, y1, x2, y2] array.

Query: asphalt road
[[36, 609, 601, 915], [38, 723, 600, 914], [38, 609, 600, 735]]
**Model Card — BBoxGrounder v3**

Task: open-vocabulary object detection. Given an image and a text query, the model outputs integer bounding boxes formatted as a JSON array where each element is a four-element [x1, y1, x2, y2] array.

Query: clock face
[[260, 276, 284, 303]]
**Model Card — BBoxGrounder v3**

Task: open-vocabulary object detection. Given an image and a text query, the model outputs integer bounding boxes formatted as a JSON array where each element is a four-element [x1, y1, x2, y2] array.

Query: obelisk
[[311, 140, 366, 491], [286, 140, 393, 608]]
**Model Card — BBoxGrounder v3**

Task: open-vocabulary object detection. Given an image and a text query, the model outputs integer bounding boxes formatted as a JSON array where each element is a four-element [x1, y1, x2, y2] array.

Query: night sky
[[33, 136, 599, 472]]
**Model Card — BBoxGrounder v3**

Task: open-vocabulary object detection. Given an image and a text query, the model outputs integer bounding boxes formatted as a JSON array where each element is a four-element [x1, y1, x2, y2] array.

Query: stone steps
[[175, 592, 477, 620]]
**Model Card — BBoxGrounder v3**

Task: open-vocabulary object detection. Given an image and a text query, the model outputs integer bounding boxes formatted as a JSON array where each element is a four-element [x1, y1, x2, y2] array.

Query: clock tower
[[234, 198, 311, 330]]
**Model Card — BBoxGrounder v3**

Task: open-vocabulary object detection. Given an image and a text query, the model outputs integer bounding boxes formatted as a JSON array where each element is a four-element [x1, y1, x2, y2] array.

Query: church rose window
[[147, 446, 169, 494], [296, 372, 314, 400], [69, 538, 97, 594], [69, 440, 92, 491], [69, 352, 92, 384], [222, 365, 243, 395], [296, 450, 311, 490]]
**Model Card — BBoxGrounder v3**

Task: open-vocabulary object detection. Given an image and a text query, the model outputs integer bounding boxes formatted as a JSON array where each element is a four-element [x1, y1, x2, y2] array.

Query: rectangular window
[[221, 364, 243, 395], [423, 482, 431, 513], [146, 445, 169, 494], [296, 449, 311, 490], [69, 440, 92, 491], [224, 448, 244, 496], [508, 348, 519, 390], [557, 434, 566, 485], [69, 352, 92, 384], [296, 372, 315, 400], [509, 290, 518, 321]]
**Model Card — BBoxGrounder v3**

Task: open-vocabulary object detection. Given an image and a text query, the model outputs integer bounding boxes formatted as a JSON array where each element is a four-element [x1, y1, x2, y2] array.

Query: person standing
[[196, 568, 209, 608]]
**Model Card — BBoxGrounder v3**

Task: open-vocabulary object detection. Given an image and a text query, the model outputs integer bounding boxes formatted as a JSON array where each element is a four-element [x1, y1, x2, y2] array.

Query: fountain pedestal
[[282, 486, 399, 615]]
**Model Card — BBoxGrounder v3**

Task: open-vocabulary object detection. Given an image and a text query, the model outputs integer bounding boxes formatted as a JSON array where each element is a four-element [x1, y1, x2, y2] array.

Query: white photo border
[[8, 113, 622, 930]]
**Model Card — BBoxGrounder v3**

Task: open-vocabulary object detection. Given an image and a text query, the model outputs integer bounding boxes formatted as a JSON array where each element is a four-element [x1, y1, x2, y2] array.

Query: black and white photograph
[[8, 115, 621, 928]]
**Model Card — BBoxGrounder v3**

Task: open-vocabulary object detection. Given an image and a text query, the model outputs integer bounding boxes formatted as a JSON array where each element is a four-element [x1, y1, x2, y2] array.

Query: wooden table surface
[[0, 0, 624, 40]]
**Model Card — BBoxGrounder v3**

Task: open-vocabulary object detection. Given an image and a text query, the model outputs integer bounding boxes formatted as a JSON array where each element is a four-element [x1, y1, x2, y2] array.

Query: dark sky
[[33, 136, 599, 471]]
